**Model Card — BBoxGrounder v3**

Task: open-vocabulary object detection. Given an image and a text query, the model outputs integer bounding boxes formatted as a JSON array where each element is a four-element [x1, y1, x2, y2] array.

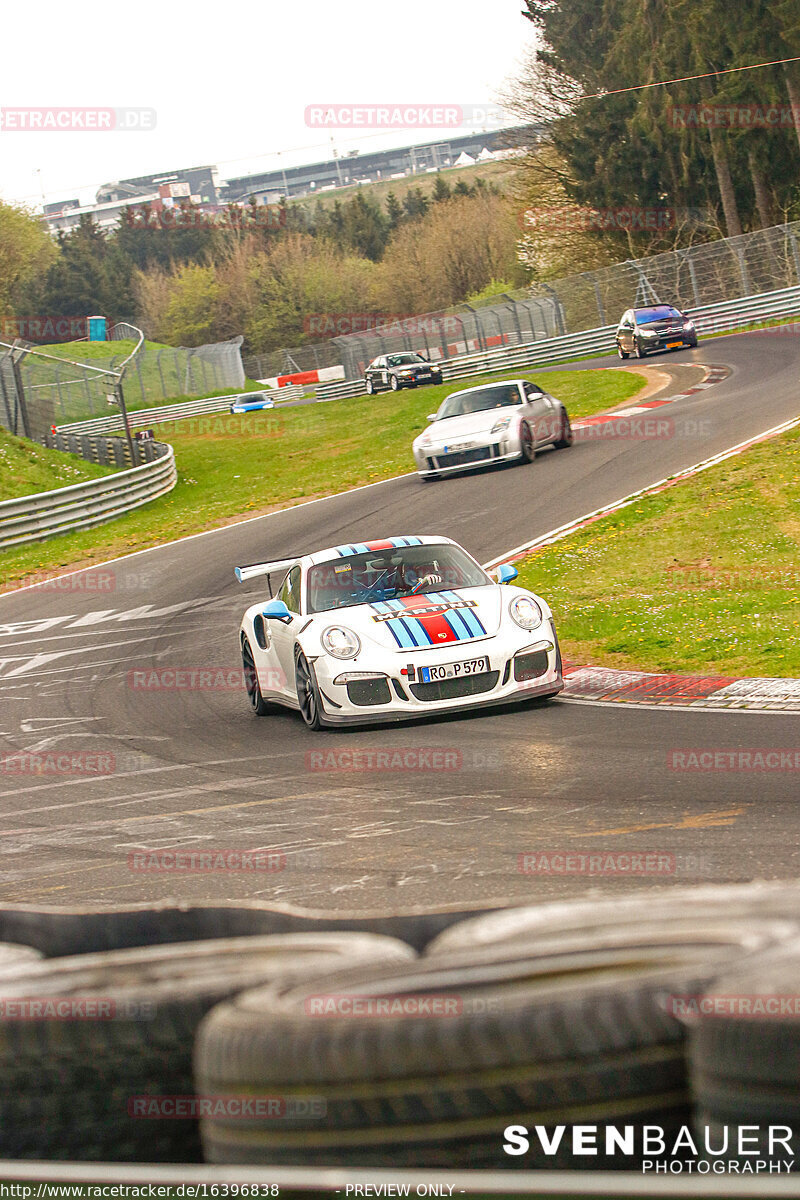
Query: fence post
[[788, 232, 800, 285], [114, 381, 136, 464]]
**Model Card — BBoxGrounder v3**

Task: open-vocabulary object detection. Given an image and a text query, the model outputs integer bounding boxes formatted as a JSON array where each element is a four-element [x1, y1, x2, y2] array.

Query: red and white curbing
[[561, 664, 800, 712], [485, 364, 799, 713], [573, 363, 730, 432]]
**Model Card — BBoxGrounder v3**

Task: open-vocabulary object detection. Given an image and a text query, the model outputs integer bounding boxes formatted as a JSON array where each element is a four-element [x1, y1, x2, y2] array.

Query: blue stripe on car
[[372, 602, 416, 648], [441, 591, 486, 637]]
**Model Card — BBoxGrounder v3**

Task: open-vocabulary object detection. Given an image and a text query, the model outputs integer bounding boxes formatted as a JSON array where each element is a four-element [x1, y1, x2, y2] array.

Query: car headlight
[[509, 596, 544, 631], [321, 626, 361, 659], [417, 433, 431, 447], [491, 416, 512, 434], [683, 321, 695, 331]]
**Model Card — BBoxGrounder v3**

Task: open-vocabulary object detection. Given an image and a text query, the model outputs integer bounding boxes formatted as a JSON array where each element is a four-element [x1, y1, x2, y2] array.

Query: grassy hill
[[0, 428, 113, 503]]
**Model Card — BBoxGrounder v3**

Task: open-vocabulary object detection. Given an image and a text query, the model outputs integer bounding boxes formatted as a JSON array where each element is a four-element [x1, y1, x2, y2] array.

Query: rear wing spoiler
[[235, 558, 299, 584]]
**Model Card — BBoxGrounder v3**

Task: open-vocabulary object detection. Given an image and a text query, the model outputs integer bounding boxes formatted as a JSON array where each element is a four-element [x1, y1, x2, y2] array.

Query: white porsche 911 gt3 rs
[[412, 379, 573, 479], [236, 535, 563, 729]]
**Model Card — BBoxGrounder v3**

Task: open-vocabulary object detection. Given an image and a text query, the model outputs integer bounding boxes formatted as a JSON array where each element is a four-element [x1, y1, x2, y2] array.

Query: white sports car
[[412, 379, 573, 479], [236, 535, 563, 729]]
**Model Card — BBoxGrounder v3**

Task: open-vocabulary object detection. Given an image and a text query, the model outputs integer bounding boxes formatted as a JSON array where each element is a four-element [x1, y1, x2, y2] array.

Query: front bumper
[[640, 334, 697, 352], [414, 435, 521, 477], [309, 627, 563, 726]]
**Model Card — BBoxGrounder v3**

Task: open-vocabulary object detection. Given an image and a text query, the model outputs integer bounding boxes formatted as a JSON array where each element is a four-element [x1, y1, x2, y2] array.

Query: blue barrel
[[87, 315, 107, 341]]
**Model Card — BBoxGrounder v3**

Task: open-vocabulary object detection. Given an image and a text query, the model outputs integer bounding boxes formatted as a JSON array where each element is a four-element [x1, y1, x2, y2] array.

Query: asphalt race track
[[1, 332, 798, 911]]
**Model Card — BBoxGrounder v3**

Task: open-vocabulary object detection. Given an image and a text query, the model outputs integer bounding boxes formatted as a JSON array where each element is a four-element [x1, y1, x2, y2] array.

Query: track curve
[[1, 333, 798, 910]]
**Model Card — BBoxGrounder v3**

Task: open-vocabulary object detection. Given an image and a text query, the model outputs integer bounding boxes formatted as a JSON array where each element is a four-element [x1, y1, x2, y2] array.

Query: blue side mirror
[[262, 599, 292, 622], [496, 563, 518, 584]]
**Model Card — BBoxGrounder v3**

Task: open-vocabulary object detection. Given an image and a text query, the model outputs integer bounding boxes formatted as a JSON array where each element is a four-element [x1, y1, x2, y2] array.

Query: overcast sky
[[0, 0, 537, 210]]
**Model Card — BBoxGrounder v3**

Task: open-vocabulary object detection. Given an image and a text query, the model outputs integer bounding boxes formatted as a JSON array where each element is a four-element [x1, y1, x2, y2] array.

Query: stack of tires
[[0, 884, 798, 1166]]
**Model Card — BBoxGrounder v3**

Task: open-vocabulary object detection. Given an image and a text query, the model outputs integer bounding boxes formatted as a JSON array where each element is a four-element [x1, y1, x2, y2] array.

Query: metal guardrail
[[54, 387, 306, 436], [0, 442, 177, 549], [315, 285, 800, 401]]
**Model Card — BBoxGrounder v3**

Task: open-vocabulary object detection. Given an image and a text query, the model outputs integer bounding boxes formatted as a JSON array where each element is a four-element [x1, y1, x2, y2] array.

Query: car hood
[[419, 410, 518, 442], [637, 317, 684, 332], [315, 585, 505, 653]]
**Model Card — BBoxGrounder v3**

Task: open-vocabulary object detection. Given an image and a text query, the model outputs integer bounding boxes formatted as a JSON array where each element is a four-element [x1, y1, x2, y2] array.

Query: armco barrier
[[53, 386, 305, 437], [0, 442, 177, 549], [315, 284, 800, 401]]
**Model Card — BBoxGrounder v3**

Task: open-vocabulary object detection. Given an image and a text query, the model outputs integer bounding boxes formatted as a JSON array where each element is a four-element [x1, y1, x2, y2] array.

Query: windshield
[[436, 383, 522, 420], [387, 353, 425, 366], [635, 306, 681, 324], [307, 544, 490, 613]]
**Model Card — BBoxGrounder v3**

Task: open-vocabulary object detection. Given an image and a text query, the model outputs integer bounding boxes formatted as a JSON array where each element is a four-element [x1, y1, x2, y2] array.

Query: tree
[[385, 191, 403, 231], [0, 202, 56, 316], [432, 175, 452, 203]]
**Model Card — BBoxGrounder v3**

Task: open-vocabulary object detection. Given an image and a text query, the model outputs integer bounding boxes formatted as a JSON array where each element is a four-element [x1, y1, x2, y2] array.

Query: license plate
[[666, 341, 682, 349], [421, 655, 489, 682], [443, 442, 475, 453]]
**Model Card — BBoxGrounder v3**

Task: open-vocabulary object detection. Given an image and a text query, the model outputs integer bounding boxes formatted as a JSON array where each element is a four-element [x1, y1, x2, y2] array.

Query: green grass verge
[[0, 368, 643, 590], [516, 426, 800, 677], [0, 428, 113, 504]]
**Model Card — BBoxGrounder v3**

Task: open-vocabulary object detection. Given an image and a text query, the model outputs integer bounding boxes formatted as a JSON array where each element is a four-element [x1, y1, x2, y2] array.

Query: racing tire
[[365, 378, 375, 395], [518, 420, 535, 463], [0, 900, 504, 959], [687, 946, 800, 1156], [194, 917, 794, 1168], [0, 933, 414, 1162], [617, 344, 629, 359], [634, 338, 646, 358], [389, 375, 400, 391], [0, 944, 42, 969], [425, 883, 800, 957], [553, 409, 573, 449], [241, 636, 271, 716], [295, 648, 323, 730]]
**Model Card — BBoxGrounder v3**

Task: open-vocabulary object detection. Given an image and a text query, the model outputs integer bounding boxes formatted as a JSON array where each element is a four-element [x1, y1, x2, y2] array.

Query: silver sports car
[[412, 379, 573, 479]]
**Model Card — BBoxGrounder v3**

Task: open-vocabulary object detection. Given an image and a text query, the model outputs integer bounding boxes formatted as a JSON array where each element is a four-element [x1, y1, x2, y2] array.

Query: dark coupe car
[[364, 352, 443, 394], [615, 305, 698, 358]]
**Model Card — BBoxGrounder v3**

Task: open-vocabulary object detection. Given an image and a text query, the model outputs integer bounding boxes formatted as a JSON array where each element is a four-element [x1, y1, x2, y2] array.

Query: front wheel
[[617, 344, 629, 359], [390, 375, 400, 391], [554, 410, 573, 449], [242, 636, 270, 716], [634, 339, 646, 359], [519, 421, 535, 463], [365, 377, 375, 395], [295, 649, 322, 730]]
